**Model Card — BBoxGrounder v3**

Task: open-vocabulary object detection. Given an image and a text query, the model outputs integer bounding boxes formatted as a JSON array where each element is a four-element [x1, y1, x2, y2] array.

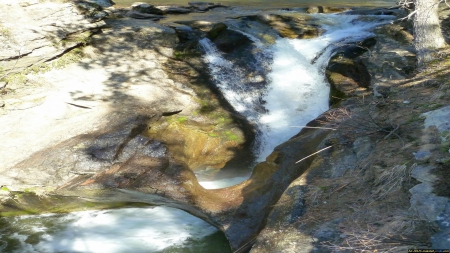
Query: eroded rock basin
[[2, 0, 450, 252]]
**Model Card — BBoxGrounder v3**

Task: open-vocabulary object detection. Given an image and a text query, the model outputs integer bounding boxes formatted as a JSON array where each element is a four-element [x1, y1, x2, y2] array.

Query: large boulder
[[210, 29, 252, 53], [127, 3, 193, 18], [206, 22, 228, 40], [326, 57, 371, 103], [131, 2, 164, 15], [325, 38, 376, 105], [255, 13, 322, 39]]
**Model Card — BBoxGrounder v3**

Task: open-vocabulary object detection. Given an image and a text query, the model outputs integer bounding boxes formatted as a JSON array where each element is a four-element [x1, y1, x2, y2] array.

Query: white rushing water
[[1, 179, 237, 253], [1, 12, 395, 253], [200, 13, 394, 161], [0, 207, 228, 253]]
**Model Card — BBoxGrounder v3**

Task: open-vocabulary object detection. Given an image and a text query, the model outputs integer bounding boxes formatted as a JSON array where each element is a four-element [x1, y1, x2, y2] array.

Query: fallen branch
[[295, 145, 333, 164], [290, 126, 337, 131], [66, 102, 92, 109]]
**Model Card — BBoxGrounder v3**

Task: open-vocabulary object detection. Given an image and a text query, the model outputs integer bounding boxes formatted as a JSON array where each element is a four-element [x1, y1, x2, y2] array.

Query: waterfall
[[200, 13, 394, 161], [198, 38, 264, 123], [0, 12, 396, 253]]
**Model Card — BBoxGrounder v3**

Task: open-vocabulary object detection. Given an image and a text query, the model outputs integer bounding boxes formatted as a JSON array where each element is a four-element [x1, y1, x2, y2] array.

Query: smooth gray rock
[[413, 150, 432, 161], [432, 201, 450, 248], [423, 105, 450, 133], [353, 137, 374, 160], [409, 183, 448, 222], [411, 165, 438, 183]]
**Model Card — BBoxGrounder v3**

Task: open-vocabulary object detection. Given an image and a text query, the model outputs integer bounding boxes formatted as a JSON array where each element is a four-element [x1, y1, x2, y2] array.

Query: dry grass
[[0, 25, 11, 39], [298, 161, 435, 252], [371, 164, 414, 201]]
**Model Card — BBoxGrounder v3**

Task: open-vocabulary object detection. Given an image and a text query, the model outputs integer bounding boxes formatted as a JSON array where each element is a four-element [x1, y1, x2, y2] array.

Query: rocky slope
[[1, 1, 449, 252]]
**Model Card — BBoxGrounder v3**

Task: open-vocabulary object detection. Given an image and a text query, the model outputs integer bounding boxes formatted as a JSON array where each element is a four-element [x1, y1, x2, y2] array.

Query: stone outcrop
[[131, 2, 164, 15], [210, 29, 252, 53], [412, 105, 450, 249], [50, 112, 333, 252], [254, 13, 322, 39], [123, 1, 226, 20], [252, 8, 449, 252], [326, 38, 376, 105], [0, 0, 106, 73], [2, 3, 450, 253]]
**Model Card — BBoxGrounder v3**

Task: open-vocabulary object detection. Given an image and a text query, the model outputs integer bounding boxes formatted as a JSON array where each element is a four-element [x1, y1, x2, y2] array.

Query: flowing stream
[[1, 10, 395, 253], [200, 13, 394, 161]]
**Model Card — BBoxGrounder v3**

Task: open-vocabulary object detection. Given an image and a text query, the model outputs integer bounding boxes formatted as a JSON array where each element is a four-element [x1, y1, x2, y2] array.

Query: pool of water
[[0, 207, 231, 253]]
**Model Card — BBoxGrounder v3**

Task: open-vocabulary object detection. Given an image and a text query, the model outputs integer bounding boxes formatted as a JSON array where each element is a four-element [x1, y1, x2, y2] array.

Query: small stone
[[0, 101, 4, 107], [436, 158, 450, 164], [373, 83, 390, 98], [413, 150, 431, 161], [0, 82, 6, 89], [403, 100, 410, 104]]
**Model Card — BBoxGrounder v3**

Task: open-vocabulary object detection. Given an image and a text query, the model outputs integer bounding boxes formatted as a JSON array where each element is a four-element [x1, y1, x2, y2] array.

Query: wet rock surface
[[252, 9, 449, 252], [1, 3, 450, 253], [253, 13, 322, 39]]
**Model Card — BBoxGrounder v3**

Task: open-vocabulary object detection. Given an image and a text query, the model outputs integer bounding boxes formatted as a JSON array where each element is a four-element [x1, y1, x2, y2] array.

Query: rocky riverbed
[[1, 0, 450, 252]]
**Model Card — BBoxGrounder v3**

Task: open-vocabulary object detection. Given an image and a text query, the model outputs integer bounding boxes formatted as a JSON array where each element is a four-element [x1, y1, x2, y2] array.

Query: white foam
[[199, 175, 249, 189], [6, 207, 219, 253], [257, 14, 394, 160], [258, 37, 330, 160], [200, 14, 394, 161]]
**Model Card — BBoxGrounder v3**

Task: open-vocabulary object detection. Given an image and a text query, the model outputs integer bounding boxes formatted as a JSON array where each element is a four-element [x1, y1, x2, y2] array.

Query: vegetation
[[0, 25, 11, 39]]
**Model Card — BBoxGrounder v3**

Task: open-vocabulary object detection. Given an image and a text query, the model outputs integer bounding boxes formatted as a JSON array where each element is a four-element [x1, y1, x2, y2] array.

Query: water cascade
[[0, 11, 394, 253], [200, 13, 394, 161]]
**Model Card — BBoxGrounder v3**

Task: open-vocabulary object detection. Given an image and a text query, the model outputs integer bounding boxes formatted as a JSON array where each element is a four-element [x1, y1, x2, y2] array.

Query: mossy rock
[[147, 117, 245, 170], [255, 13, 321, 39], [326, 56, 371, 104], [212, 29, 252, 53], [206, 23, 228, 40]]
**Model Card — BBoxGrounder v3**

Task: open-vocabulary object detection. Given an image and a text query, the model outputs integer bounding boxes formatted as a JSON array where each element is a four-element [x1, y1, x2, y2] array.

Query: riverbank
[[1, 0, 450, 252]]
